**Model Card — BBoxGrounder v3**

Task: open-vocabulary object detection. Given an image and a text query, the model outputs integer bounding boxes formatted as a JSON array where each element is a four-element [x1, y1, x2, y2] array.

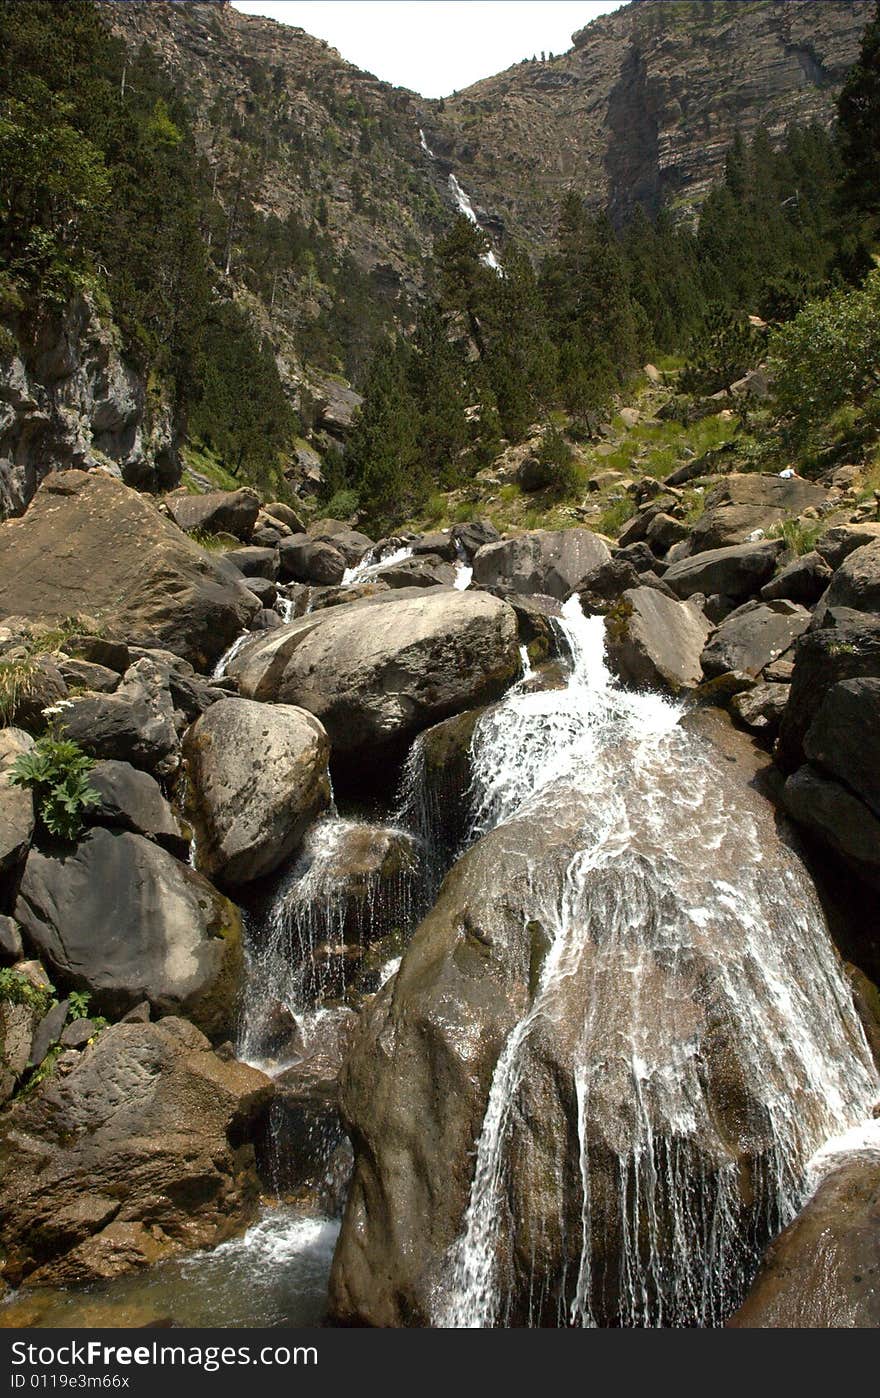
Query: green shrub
[[325, 488, 360, 519], [0, 967, 54, 1020], [10, 735, 99, 840]]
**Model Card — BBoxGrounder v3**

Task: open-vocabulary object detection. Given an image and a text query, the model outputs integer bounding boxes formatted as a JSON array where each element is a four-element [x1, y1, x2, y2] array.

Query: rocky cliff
[[428, 0, 871, 243]]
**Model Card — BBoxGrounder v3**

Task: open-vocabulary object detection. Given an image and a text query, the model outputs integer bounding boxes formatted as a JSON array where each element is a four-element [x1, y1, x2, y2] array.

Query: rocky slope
[[430, 0, 871, 240]]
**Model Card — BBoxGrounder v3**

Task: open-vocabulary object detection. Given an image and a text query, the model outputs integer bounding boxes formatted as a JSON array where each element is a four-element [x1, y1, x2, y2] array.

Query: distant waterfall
[[439, 600, 879, 1327], [418, 124, 502, 272]]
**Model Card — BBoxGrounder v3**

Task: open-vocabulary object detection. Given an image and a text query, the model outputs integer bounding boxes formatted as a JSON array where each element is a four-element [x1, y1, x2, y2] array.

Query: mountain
[[427, 0, 872, 244]]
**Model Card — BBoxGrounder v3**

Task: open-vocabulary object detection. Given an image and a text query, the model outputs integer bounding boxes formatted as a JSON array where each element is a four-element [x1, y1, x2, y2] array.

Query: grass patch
[[597, 497, 635, 536], [180, 442, 241, 494], [771, 519, 824, 556]]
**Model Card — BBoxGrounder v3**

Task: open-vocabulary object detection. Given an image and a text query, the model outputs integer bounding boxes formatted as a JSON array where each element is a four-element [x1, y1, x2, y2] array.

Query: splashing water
[[341, 545, 413, 587], [212, 629, 255, 680], [439, 599, 879, 1327], [239, 816, 418, 1067]]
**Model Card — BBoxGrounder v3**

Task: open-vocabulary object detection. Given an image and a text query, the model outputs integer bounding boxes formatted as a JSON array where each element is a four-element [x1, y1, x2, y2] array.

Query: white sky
[[231, 2, 626, 98]]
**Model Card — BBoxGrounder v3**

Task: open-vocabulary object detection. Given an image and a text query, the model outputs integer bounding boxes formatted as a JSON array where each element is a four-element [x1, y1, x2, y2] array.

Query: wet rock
[[665, 539, 784, 602], [308, 522, 374, 567], [86, 759, 188, 855], [183, 698, 331, 887], [244, 576, 277, 608], [278, 535, 347, 586], [760, 550, 832, 606], [472, 528, 610, 601], [0, 1017, 273, 1287], [604, 587, 710, 692], [729, 1155, 880, 1328], [166, 488, 260, 542], [700, 600, 811, 680], [15, 828, 243, 1035]]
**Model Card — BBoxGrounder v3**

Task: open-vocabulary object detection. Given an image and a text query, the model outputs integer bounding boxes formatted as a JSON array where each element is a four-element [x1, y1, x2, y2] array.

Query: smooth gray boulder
[[776, 615, 880, 774], [183, 698, 331, 886], [760, 551, 831, 606], [665, 539, 784, 602], [815, 523, 880, 571], [803, 677, 880, 818], [472, 528, 610, 600], [15, 829, 243, 1034], [224, 546, 278, 581], [687, 474, 826, 551], [604, 587, 710, 691], [700, 600, 811, 679], [308, 523, 374, 567], [229, 590, 520, 760]]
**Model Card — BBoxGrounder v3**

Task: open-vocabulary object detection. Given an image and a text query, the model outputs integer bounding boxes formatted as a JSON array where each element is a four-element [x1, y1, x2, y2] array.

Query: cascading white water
[[212, 629, 255, 680], [341, 544, 413, 587], [419, 127, 435, 158], [447, 174, 502, 272], [239, 815, 418, 1068], [439, 598, 879, 1328]]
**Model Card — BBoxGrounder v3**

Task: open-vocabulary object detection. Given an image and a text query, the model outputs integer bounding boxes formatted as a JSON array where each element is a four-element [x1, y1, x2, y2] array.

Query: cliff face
[[426, 0, 871, 241]]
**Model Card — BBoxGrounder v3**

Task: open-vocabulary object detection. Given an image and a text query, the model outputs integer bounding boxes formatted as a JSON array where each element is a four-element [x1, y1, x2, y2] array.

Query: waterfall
[[419, 127, 435, 158], [212, 628, 255, 680], [239, 815, 419, 1069], [438, 599, 879, 1328], [447, 175, 502, 272], [341, 544, 413, 587]]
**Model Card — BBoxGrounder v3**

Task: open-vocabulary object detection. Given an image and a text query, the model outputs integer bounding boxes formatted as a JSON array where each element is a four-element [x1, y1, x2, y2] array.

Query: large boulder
[[452, 520, 500, 560], [278, 534, 347, 585], [308, 521, 374, 567], [700, 600, 811, 679], [760, 551, 832, 606], [86, 760, 188, 855], [664, 539, 783, 603], [802, 678, 880, 819], [330, 714, 875, 1327], [776, 615, 880, 774], [688, 474, 826, 551], [819, 539, 880, 618], [472, 528, 610, 601], [14, 829, 243, 1035], [604, 587, 710, 691], [166, 488, 260, 542], [59, 657, 180, 776], [815, 523, 880, 571], [782, 765, 880, 888], [0, 729, 34, 886], [183, 698, 332, 887], [0, 1017, 272, 1287], [229, 590, 520, 763], [0, 473, 259, 669], [729, 1153, 880, 1328]]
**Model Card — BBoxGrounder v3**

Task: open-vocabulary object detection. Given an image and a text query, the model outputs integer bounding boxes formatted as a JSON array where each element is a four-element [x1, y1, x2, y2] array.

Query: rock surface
[[230, 589, 520, 762], [184, 698, 332, 886], [166, 488, 260, 541], [0, 473, 259, 669], [473, 528, 610, 601], [604, 587, 710, 691], [700, 600, 811, 679], [0, 729, 34, 884], [664, 539, 783, 603], [0, 1017, 272, 1286], [15, 829, 243, 1035], [729, 1154, 880, 1328]]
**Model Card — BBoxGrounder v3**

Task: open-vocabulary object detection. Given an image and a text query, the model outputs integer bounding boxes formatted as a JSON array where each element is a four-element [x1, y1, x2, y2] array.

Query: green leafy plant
[[0, 966, 55, 1019], [67, 990, 91, 1020], [9, 735, 100, 840]]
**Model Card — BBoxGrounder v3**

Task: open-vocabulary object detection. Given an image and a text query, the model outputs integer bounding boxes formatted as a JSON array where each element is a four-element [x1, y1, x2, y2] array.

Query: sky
[[231, 2, 626, 98]]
